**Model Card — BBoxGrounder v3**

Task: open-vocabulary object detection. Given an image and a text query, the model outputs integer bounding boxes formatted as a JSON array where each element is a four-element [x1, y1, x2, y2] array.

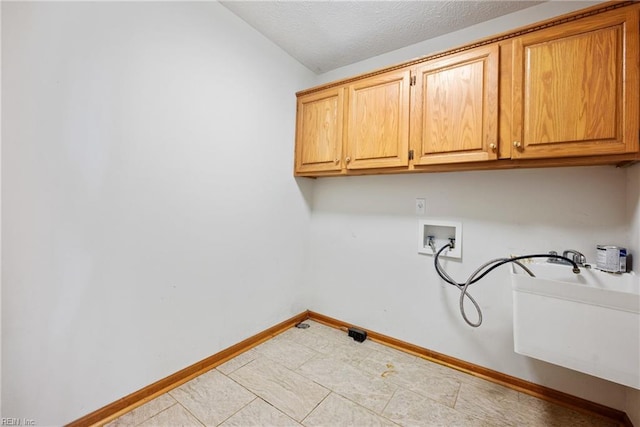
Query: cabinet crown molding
[[297, 1, 635, 97]]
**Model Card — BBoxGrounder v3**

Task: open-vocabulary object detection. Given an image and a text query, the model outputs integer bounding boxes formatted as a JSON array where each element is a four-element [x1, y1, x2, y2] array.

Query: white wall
[[0, 5, 2, 416], [0, 1, 3, 417], [626, 164, 640, 427], [628, 164, 640, 270], [3, 0, 637, 424], [304, 0, 636, 415], [1, 2, 315, 425], [304, 167, 632, 409]]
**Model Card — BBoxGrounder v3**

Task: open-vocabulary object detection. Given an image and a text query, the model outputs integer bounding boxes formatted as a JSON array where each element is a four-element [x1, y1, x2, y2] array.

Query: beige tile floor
[[105, 320, 617, 427]]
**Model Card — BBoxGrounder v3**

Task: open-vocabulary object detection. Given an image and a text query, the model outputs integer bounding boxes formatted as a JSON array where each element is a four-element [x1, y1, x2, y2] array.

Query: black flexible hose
[[434, 245, 579, 288], [433, 245, 580, 327]]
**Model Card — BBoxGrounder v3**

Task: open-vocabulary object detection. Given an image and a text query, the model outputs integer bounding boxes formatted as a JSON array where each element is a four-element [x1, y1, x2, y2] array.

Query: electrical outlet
[[415, 198, 426, 215]]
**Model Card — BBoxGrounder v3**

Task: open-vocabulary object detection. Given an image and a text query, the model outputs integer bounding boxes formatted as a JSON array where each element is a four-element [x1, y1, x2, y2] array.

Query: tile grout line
[[214, 396, 258, 427], [252, 338, 321, 373], [175, 402, 206, 427], [295, 333, 431, 421], [292, 360, 335, 406], [448, 382, 496, 425], [379, 387, 397, 417], [295, 351, 399, 412], [299, 390, 332, 425], [325, 389, 404, 427], [254, 397, 302, 425], [227, 355, 331, 424], [290, 339, 404, 422], [451, 380, 463, 409], [131, 401, 178, 427], [223, 368, 262, 406], [215, 350, 258, 376]]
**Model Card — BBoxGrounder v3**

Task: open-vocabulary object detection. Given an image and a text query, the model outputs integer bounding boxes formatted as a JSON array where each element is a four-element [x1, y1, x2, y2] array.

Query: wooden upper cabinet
[[345, 69, 411, 169], [511, 7, 639, 159], [294, 3, 640, 177], [411, 45, 499, 165], [295, 87, 344, 174]]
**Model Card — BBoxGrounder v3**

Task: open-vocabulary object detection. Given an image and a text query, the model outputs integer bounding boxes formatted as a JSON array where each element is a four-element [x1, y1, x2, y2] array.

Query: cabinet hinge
[[409, 149, 414, 160]]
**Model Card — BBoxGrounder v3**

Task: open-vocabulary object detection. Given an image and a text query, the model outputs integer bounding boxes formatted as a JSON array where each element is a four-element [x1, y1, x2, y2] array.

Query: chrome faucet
[[562, 249, 587, 266], [548, 249, 586, 266]]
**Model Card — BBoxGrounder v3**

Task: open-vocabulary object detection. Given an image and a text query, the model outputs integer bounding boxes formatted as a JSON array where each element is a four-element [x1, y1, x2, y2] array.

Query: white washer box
[[417, 219, 462, 259]]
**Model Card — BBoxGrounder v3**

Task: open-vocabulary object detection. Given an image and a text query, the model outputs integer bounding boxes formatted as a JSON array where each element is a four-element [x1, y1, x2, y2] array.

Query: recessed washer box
[[417, 219, 462, 259]]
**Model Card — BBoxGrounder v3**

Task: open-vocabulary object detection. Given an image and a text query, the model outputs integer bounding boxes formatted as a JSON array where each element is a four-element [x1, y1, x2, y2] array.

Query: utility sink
[[511, 262, 640, 389]]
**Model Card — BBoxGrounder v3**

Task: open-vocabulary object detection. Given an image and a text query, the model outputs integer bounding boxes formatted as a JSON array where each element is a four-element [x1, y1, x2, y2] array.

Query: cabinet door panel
[[347, 70, 410, 169], [512, 8, 639, 159], [526, 28, 617, 143], [412, 45, 499, 165], [425, 60, 485, 153], [295, 87, 344, 174]]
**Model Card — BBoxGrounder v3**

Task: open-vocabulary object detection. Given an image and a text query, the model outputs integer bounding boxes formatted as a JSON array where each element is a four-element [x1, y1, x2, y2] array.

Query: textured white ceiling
[[221, 1, 544, 73]]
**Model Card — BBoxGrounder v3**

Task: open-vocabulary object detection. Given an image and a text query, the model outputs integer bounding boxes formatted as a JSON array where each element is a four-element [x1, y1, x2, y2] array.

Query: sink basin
[[511, 262, 640, 389]]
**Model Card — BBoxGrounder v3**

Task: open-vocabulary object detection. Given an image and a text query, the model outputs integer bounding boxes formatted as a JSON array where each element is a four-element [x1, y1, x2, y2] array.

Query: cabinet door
[[411, 45, 499, 165], [511, 8, 639, 159], [295, 87, 344, 174], [346, 69, 411, 169]]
